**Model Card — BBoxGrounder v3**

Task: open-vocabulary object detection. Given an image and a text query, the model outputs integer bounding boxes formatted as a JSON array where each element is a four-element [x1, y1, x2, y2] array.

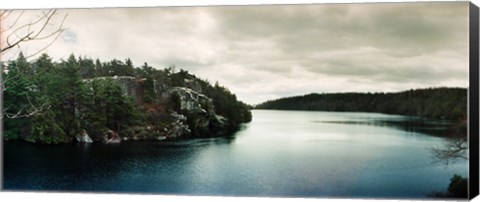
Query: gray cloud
[[3, 2, 469, 104]]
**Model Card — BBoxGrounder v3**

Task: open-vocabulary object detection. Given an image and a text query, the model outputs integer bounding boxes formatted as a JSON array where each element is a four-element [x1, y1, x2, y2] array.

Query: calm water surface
[[3, 110, 468, 198]]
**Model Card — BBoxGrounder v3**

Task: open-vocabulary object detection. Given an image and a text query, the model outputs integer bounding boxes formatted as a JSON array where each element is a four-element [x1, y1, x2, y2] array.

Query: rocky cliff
[[91, 77, 234, 140], [85, 76, 145, 105], [160, 87, 228, 137]]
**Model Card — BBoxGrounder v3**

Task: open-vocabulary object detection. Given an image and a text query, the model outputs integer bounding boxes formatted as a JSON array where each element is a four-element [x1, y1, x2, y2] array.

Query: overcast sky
[[2, 2, 470, 104]]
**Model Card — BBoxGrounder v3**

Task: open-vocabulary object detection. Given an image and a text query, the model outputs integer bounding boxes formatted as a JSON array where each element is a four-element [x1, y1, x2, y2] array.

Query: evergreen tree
[[3, 54, 36, 140], [78, 56, 96, 78], [80, 78, 141, 137]]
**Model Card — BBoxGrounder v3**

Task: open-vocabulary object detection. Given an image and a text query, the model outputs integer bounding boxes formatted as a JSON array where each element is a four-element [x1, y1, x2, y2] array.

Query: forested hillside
[[256, 88, 467, 120], [3, 53, 251, 144]]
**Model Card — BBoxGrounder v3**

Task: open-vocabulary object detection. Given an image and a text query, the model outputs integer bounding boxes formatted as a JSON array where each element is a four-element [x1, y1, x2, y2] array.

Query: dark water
[[3, 110, 468, 198]]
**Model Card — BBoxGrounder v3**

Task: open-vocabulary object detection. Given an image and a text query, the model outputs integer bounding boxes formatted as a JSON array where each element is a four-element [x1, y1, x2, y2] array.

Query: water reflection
[[317, 118, 458, 137], [3, 110, 468, 198], [3, 136, 238, 193]]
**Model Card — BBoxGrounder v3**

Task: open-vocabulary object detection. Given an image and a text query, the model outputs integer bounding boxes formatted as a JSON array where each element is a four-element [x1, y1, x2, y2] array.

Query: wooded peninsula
[[3, 53, 252, 144]]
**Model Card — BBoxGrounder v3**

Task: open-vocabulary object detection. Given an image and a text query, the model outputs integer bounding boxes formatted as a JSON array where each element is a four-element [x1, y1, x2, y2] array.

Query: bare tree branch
[[2, 103, 50, 119], [0, 11, 24, 34], [431, 137, 468, 165], [1, 9, 68, 120], [24, 16, 68, 60], [1, 9, 67, 58]]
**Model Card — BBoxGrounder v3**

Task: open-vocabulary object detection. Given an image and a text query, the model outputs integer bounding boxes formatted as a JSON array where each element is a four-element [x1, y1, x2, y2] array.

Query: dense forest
[[3, 53, 252, 144], [256, 88, 467, 120]]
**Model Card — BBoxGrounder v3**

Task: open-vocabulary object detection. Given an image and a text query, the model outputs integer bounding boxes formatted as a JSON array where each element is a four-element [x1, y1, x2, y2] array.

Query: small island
[[3, 53, 252, 144]]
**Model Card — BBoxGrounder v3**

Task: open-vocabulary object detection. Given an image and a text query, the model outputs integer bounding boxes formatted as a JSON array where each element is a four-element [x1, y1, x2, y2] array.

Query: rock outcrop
[[111, 76, 145, 105], [105, 130, 121, 144], [163, 111, 191, 138], [75, 129, 93, 143], [161, 87, 228, 137], [84, 76, 145, 105], [81, 75, 242, 142]]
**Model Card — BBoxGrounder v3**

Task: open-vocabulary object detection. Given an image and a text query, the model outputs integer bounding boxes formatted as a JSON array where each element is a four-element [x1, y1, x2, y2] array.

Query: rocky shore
[[74, 77, 239, 144]]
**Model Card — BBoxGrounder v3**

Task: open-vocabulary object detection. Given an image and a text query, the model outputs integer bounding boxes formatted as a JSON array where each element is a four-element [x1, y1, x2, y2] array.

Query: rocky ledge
[[160, 87, 229, 138], [74, 87, 233, 143]]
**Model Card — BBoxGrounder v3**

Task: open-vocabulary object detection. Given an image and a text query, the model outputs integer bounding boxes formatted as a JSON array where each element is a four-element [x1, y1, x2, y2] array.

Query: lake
[[2, 110, 468, 198]]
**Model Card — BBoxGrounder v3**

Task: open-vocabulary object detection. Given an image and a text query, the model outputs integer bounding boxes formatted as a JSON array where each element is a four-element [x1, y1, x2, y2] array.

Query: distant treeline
[[256, 87, 467, 120]]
